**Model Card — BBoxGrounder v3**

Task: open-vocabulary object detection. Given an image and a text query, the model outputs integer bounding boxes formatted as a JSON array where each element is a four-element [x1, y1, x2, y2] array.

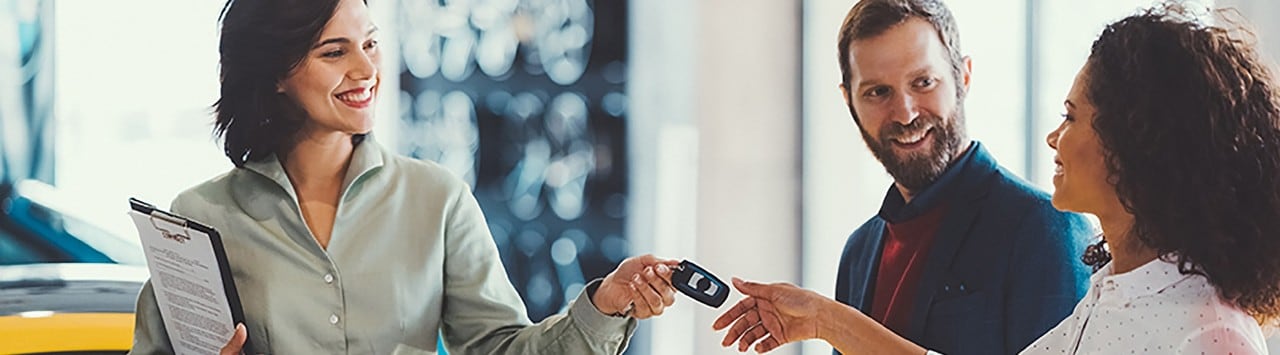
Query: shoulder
[[986, 167, 1090, 231], [985, 167, 1053, 210], [847, 215, 884, 241], [840, 215, 885, 257], [1165, 276, 1264, 340], [170, 170, 240, 216], [379, 151, 473, 199], [1177, 317, 1267, 354]]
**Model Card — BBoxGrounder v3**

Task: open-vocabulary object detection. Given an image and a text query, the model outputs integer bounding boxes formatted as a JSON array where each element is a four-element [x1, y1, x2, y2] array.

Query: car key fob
[[671, 260, 729, 308]]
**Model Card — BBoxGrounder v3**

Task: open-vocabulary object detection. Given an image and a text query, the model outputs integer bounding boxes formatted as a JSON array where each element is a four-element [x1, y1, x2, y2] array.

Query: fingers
[[630, 274, 664, 318], [732, 277, 772, 298], [220, 323, 246, 355], [643, 266, 676, 307], [720, 304, 761, 347], [755, 298, 788, 343], [712, 296, 756, 330], [631, 254, 682, 269], [737, 322, 770, 352], [654, 263, 676, 283], [754, 334, 783, 353]]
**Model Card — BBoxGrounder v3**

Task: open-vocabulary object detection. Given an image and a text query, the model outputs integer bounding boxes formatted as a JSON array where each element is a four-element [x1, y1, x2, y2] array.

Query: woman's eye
[[322, 49, 345, 58]]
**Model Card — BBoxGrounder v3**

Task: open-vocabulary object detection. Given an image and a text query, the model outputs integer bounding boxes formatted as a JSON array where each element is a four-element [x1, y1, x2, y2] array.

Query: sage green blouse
[[129, 140, 635, 354]]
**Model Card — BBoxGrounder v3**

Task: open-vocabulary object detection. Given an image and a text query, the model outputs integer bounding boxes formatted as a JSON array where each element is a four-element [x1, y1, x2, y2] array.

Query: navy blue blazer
[[835, 142, 1093, 355]]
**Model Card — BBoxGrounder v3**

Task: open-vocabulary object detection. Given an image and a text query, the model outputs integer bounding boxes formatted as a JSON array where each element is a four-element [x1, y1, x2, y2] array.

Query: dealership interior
[[4, 0, 1280, 354]]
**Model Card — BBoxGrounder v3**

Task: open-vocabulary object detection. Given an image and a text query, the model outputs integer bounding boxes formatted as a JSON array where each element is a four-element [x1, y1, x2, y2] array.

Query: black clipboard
[[130, 197, 249, 351]]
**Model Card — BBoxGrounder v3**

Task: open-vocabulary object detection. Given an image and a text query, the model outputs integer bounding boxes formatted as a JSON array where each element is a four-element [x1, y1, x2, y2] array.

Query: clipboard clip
[[131, 198, 192, 244]]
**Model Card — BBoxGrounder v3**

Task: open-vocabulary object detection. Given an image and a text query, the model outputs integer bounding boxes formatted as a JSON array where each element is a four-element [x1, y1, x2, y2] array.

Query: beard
[[859, 108, 967, 192]]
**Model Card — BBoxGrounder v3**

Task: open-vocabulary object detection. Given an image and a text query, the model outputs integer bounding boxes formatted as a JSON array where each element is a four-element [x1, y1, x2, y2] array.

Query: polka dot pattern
[[1017, 258, 1268, 354]]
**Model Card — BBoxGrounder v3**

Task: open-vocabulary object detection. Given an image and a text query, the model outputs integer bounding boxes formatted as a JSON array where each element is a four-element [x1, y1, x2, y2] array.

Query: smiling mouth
[[336, 87, 375, 108], [891, 128, 932, 148]]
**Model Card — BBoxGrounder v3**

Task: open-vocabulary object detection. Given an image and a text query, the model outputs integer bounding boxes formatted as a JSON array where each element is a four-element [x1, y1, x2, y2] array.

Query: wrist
[[815, 298, 844, 343], [587, 280, 627, 317], [817, 298, 881, 352], [820, 299, 926, 354]]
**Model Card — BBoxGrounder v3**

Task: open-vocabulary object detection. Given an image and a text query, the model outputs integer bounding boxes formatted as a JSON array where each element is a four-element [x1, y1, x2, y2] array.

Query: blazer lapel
[[904, 195, 984, 340], [850, 220, 888, 312], [904, 145, 1000, 340]]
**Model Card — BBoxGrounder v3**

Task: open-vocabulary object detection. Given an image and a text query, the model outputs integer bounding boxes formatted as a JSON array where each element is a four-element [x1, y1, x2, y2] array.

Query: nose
[[1046, 121, 1063, 150], [890, 92, 920, 125], [348, 49, 378, 82]]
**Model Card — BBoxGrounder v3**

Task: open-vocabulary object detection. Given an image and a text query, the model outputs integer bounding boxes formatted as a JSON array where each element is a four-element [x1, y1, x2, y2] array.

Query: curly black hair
[[1086, 4, 1280, 325]]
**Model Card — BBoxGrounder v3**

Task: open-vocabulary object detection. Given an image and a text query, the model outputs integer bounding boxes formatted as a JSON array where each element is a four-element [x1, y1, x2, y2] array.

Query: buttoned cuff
[[569, 279, 636, 343]]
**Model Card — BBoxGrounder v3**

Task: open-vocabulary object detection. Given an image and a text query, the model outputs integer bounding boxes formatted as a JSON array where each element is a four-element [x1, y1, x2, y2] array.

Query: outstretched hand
[[712, 278, 828, 353]]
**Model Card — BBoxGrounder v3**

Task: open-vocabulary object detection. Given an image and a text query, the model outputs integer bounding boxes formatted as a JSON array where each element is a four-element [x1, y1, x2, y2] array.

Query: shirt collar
[[879, 141, 990, 222], [1091, 257, 1195, 301], [241, 137, 386, 201]]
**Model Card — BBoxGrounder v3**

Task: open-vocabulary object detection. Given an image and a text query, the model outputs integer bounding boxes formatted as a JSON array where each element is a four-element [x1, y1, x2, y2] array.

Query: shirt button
[[324, 274, 334, 284], [329, 314, 339, 325]]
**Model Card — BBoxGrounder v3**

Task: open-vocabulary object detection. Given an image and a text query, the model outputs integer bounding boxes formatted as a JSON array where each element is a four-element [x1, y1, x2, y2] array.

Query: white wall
[[1217, 0, 1280, 60], [632, 1, 803, 354]]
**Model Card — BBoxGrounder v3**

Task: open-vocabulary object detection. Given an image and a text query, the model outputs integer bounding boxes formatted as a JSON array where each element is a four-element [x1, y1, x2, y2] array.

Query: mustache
[[880, 116, 939, 141]]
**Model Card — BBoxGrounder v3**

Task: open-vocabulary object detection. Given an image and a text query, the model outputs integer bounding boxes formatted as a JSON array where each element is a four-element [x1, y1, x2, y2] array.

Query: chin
[[1049, 194, 1083, 213], [348, 117, 376, 132], [1049, 197, 1067, 212]]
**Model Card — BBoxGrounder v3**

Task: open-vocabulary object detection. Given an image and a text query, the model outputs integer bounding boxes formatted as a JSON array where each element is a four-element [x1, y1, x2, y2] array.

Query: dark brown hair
[[1087, 4, 1280, 325], [836, 0, 964, 122], [213, 0, 342, 166]]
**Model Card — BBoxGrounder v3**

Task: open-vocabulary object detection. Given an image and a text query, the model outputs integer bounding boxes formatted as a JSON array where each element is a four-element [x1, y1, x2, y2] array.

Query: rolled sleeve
[[568, 280, 635, 344]]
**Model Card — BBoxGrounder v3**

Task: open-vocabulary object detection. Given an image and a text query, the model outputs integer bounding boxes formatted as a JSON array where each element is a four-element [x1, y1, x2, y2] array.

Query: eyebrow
[[312, 26, 380, 49], [855, 67, 934, 91], [1064, 100, 1076, 109]]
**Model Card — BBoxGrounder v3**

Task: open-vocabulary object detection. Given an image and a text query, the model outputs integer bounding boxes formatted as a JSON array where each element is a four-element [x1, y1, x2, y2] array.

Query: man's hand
[[220, 323, 247, 355], [592, 254, 680, 319], [713, 278, 828, 353]]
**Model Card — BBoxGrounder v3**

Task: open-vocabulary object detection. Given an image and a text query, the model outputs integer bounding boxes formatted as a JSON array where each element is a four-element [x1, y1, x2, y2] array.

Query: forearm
[[818, 298, 926, 355], [448, 280, 636, 355]]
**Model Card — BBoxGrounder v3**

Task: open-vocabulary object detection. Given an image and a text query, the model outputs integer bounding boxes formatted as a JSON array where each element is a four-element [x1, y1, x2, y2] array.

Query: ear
[[838, 83, 851, 108], [276, 83, 286, 94], [960, 55, 973, 95]]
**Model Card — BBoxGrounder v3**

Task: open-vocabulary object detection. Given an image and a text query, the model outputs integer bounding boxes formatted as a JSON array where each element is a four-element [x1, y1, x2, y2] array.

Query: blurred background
[[1, 0, 1278, 354]]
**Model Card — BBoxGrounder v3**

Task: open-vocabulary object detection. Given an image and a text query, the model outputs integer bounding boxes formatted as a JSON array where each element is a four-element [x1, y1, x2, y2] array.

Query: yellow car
[[0, 263, 147, 355]]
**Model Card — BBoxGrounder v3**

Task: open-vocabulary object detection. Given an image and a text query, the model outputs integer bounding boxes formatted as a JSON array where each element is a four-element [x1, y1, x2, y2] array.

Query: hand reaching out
[[713, 278, 828, 353]]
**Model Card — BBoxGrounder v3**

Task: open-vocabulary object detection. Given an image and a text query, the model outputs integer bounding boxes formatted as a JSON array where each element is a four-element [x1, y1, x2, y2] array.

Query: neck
[[895, 141, 973, 204], [282, 128, 356, 188], [897, 183, 918, 204], [1097, 212, 1159, 274]]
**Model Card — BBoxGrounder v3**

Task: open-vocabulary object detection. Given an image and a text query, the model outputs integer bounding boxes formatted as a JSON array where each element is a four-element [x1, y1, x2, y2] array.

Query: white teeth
[[894, 130, 928, 144], [336, 89, 372, 102]]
